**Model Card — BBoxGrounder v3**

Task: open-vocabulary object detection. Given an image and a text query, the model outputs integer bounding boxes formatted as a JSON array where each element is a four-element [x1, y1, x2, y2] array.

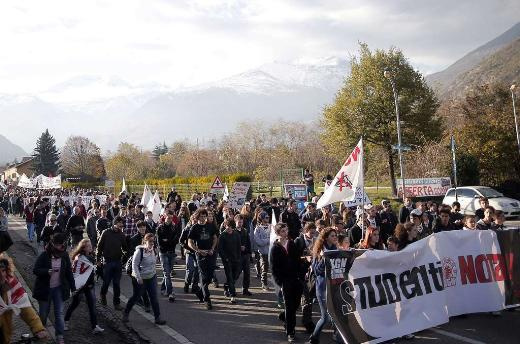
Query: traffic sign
[[210, 176, 225, 189]]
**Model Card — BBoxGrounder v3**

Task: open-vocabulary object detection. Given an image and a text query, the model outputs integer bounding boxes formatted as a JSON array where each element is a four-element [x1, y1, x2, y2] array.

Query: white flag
[[223, 184, 229, 201], [147, 190, 162, 222], [72, 255, 95, 290], [317, 138, 364, 209], [121, 177, 127, 194], [269, 209, 281, 292], [140, 184, 153, 208]]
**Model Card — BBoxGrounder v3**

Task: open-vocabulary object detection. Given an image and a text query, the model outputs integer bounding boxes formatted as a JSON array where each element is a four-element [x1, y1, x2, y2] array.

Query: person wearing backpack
[[126, 221, 151, 312], [122, 233, 166, 325]]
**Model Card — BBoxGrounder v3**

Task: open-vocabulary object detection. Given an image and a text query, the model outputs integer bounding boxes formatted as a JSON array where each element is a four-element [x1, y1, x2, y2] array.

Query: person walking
[[122, 233, 166, 325], [254, 211, 271, 291], [32, 233, 76, 344], [24, 199, 35, 242], [234, 214, 252, 296], [157, 210, 180, 303], [97, 216, 127, 311], [64, 239, 104, 334], [218, 219, 241, 304]]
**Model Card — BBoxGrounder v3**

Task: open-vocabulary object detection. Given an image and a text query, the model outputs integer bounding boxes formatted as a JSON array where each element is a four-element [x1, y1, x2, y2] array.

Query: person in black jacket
[[270, 223, 303, 343], [379, 200, 397, 242], [40, 214, 60, 249], [65, 206, 86, 247], [33, 233, 75, 344], [398, 197, 413, 224], [234, 214, 252, 296], [218, 219, 241, 303], [179, 216, 199, 295], [96, 207, 111, 240], [280, 200, 302, 240], [433, 208, 457, 233], [157, 210, 180, 302], [33, 202, 48, 247]]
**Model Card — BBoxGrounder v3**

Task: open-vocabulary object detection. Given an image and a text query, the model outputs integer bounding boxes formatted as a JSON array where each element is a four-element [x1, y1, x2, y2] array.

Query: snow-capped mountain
[[0, 58, 350, 151]]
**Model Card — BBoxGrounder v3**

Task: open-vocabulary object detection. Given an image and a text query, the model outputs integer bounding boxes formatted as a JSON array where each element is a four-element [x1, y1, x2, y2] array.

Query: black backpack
[[125, 247, 144, 275]]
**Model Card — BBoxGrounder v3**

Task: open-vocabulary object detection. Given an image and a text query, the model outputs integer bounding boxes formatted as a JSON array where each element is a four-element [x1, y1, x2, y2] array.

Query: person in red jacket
[[24, 198, 36, 242]]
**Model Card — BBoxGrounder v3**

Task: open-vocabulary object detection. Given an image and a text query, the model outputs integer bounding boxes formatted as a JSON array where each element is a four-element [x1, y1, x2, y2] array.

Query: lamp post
[[511, 84, 520, 158], [384, 69, 406, 202]]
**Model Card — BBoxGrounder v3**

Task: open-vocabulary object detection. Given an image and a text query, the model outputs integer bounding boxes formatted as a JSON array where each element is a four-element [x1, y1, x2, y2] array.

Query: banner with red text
[[325, 229, 520, 344], [396, 177, 451, 198]]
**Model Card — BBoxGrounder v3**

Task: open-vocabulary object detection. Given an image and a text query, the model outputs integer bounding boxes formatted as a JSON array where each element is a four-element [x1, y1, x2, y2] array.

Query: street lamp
[[384, 69, 406, 202], [510, 84, 520, 158]]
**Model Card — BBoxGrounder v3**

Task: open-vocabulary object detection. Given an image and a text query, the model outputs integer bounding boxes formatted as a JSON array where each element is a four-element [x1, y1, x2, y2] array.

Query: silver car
[[442, 186, 520, 218]]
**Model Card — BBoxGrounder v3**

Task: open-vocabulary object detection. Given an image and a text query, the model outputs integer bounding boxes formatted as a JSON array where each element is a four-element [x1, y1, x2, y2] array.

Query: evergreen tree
[[152, 141, 168, 160], [32, 129, 60, 176]]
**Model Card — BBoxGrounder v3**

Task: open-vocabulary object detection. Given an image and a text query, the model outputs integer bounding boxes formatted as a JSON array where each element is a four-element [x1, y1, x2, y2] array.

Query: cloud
[[0, 0, 518, 93]]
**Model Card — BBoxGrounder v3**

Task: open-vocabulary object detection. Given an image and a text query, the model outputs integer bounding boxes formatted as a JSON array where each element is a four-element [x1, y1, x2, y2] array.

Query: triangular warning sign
[[210, 176, 224, 189]]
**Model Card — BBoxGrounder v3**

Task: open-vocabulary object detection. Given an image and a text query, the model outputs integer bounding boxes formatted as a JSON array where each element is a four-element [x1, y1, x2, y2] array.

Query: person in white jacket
[[254, 211, 271, 290], [122, 233, 166, 325]]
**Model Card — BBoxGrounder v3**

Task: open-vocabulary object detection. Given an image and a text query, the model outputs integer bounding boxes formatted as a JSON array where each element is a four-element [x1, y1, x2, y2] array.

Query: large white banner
[[317, 138, 363, 209], [228, 182, 251, 210], [23, 195, 108, 207], [396, 177, 451, 198], [325, 230, 511, 344]]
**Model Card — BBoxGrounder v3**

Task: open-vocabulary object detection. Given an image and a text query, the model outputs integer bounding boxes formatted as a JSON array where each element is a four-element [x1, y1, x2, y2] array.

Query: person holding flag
[[64, 239, 104, 334]]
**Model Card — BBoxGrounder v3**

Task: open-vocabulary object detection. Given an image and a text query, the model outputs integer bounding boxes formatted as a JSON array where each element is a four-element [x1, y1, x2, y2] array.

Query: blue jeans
[[38, 287, 65, 336], [160, 252, 175, 296], [26, 222, 35, 241], [185, 254, 199, 287], [125, 275, 161, 319], [65, 286, 97, 328], [100, 261, 122, 305], [311, 295, 331, 340]]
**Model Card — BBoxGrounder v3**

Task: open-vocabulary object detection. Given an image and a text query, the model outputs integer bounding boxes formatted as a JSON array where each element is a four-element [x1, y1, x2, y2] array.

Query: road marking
[[430, 328, 487, 344], [108, 287, 195, 344]]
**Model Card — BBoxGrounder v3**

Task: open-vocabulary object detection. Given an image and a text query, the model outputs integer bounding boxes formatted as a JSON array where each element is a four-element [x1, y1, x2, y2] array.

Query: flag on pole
[[223, 184, 229, 201], [317, 138, 364, 209], [121, 178, 127, 194], [140, 184, 153, 208], [268, 209, 281, 293], [147, 190, 162, 222], [451, 135, 458, 187]]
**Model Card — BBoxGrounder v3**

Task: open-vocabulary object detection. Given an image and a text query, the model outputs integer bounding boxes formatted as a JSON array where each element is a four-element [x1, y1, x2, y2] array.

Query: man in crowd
[[24, 198, 35, 242], [433, 208, 457, 232], [399, 197, 413, 224], [280, 200, 302, 240], [157, 210, 180, 303], [303, 169, 314, 199], [234, 214, 252, 296], [301, 203, 319, 226], [123, 204, 138, 238], [65, 206, 86, 247], [379, 200, 397, 242], [450, 201, 465, 229], [96, 207, 112, 239], [86, 207, 100, 248], [475, 197, 489, 221], [97, 216, 128, 310]]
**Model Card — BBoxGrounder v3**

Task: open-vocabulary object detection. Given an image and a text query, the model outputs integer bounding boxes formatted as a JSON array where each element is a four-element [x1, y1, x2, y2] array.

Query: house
[[1, 157, 35, 183]]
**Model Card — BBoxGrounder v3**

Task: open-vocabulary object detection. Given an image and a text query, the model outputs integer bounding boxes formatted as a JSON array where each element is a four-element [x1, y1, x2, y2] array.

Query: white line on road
[[430, 328, 487, 344]]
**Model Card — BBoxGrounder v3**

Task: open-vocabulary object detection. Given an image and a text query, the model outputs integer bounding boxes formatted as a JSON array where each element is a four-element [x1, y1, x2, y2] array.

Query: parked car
[[442, 186, 520, 218]]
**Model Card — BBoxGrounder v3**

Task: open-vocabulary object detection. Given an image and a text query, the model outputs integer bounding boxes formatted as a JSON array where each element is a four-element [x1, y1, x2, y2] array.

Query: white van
[[442, 186, 520, 218]]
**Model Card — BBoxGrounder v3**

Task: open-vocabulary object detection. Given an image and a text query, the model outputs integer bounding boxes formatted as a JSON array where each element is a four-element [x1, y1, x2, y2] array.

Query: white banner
[[23, 195, 108, 207], [228, 182, 251, 210], [72, 255, 95, 290], [317, 138, 363, 209], [326, 230, 507, 344], [396, 177, 451, 198], [17, 174, 35, 189]]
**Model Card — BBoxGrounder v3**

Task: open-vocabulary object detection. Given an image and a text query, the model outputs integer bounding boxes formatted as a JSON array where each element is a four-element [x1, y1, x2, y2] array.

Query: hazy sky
[[0, 0, 518, 93]]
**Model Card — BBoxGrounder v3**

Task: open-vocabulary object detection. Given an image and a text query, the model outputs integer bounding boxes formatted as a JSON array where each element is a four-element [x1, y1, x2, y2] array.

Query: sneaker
[[288, 334, 295, 343], [155, 318, 166, 325], [184, 283, 189, 293], [122, 313, 129, 323], [168, 294, 176, 303], [114, 304, 124, 311], [100, 294, 107, 306], [224, 290, 230, 298], [262, 284, 270, 291], [403, 334, 415, 339], [206, 300, 213, 310], [64, 321, 70, 331], [230, 297, 236, 304], [243, 290, 252, 296], [93, 325, 105, 334]]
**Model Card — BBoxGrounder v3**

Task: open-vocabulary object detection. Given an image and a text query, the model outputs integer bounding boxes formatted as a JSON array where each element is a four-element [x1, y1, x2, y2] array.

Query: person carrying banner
[[432, 208, 457, 233], [0, 256, 48, 344], [64, 239, 104, 334], [308, 228, 339, 344], [32, 233, 76, 344], [270, 223, 304, 343]]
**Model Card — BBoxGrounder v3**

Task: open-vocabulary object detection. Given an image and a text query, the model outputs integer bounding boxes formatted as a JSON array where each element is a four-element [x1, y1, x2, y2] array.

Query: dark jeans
[[301, 280, 315, 326], [282, 280, 303, 336], [125, 275, 161, 319], [65, 286, 97, 328], [38, 287, 65, 336], [222, 259, 241, 297], [131, 276, 150, 308], [240, 254, 250, 291], [100, 260, 122, 305], [196, 253, 215, 301]]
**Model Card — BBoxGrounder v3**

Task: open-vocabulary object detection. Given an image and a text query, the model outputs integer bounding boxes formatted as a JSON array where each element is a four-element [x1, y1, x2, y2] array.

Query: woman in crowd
[[356, 226, 385, 250], [395, 222, 418, 250], [33, 233, 76, 344], [206, 210, 220, 287], [64, 239, 104, 334], [308, 228, 339, 344], [122, 233, 166, 325], [462, 215, 477, 230], [254, 211, 271, 291]]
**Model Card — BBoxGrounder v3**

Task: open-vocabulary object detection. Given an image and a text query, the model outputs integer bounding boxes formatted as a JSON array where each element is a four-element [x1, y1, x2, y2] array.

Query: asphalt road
[[7, 216, 520, 344]]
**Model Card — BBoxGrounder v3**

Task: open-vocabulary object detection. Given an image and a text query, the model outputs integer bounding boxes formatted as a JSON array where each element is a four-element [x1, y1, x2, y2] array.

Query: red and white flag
[[0, 276, 32, 315], [317, 138, 364, 209], [72, 255, 95, 290]]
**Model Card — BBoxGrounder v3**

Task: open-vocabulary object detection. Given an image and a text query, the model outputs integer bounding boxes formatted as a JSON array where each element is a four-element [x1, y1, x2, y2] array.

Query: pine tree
[[32, 129, 60, 176]]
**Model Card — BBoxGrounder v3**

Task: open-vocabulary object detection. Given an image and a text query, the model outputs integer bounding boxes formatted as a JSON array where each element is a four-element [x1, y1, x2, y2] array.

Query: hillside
[[427, 22, 520, 99], [0, 134, 27, 165]]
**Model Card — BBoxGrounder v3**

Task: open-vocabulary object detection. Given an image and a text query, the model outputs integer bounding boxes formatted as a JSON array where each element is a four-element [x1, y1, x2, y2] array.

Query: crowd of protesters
[[0, 182, 516, 344]]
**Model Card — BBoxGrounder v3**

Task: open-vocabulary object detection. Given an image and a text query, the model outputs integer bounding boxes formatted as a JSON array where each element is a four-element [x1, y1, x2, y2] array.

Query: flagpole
[[361, 137, 365, 239], [451, 135, 458, 202]]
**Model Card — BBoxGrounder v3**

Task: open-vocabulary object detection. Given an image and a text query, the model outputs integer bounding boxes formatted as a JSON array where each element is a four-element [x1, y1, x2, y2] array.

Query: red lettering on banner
[[344, 146, 361, 167], [427, 186, 433, 195], [79, 262, 89, 274], [459, 255, 477, 285], [487, 254, 506, 282], [417, 187, 423, 196], [475, 254, 493, 283]]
